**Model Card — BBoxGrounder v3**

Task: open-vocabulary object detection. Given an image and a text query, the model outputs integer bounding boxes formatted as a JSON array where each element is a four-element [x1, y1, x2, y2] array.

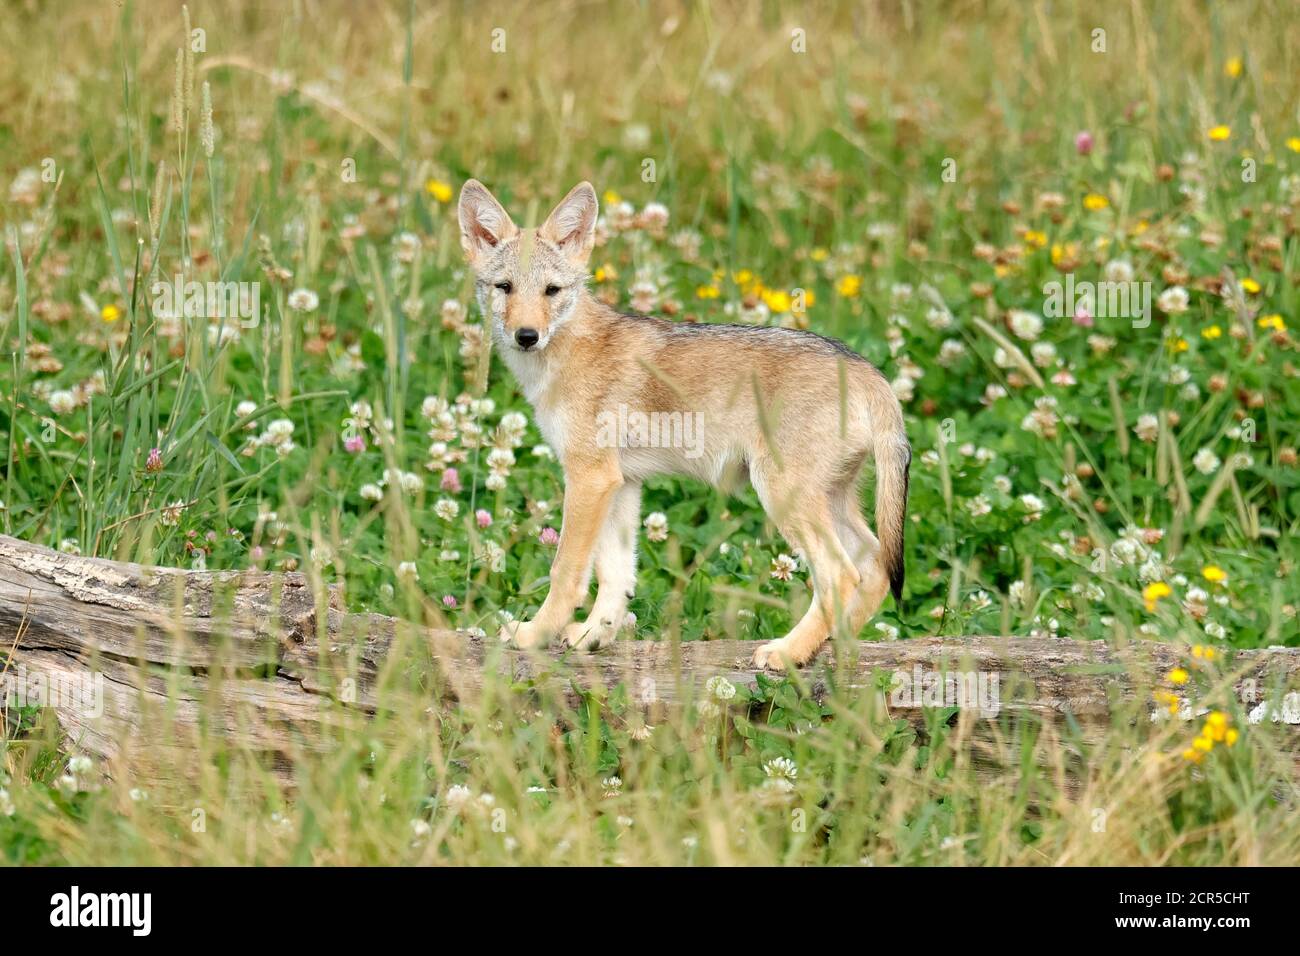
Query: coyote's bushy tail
[[875, 431, 911, 604]]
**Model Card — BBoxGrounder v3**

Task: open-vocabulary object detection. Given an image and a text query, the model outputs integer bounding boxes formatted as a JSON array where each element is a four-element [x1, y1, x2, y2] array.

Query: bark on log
[[2, 533, 1297, 793]]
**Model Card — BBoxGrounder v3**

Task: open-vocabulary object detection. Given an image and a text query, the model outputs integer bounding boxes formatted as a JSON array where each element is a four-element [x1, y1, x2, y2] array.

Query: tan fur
[[458, 179, 911, 668]]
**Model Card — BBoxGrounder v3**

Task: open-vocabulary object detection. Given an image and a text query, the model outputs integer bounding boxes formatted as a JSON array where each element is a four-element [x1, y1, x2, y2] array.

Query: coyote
[[458, 180, 911, 669]]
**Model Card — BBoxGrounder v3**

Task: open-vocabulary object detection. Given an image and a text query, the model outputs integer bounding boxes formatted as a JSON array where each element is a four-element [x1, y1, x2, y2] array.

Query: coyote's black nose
[[515, 327, 540, 349]]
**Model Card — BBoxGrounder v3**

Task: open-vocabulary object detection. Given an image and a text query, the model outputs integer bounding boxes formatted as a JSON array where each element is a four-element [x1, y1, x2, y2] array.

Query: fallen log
[[2, 533, 1297, 793]]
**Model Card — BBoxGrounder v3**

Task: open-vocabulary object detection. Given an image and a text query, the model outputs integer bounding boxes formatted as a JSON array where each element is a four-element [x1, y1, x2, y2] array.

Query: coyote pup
[[458, 180, 911, 669]]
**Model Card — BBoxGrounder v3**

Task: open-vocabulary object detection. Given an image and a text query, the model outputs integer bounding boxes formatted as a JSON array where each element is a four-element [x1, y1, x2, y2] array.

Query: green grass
[[1, 0, 1298, 865]]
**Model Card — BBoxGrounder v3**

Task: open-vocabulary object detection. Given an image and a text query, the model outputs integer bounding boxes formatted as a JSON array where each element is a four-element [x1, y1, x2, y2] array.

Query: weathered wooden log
[[2, 533, 1297, 792]]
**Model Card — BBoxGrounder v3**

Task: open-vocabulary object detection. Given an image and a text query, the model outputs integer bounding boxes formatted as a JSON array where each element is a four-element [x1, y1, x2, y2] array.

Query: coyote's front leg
[[500, 456, 623, 649]]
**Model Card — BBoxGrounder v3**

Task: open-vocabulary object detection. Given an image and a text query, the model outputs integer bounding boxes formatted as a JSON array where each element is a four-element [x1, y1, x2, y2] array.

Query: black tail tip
[[889, 566, 904, 606]]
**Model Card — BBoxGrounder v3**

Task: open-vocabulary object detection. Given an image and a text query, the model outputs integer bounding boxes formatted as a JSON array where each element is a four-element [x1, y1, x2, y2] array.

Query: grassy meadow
[[1, 0, 1299, 865]]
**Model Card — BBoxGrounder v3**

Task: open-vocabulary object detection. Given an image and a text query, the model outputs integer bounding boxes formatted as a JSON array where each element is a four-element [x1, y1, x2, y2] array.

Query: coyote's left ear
[[540, 181, 599, 266]]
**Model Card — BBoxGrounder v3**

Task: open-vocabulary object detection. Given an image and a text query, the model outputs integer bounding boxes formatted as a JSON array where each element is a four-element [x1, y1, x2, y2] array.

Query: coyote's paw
[[561, 617, 619, 652], [751, 638, 806, 671], [498, 619, 551, 650]]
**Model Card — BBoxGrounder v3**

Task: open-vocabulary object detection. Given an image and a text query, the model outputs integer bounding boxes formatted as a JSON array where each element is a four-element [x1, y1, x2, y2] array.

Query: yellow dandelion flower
[[1257, 314, 1285, 331], [424, 179, 453, 203], [1202, 565, 1226, 583], [1167, 666, 1189, 686], [1287, 137, 1300, 154], [1023, 229, 1048, 248], [1208, 125, 1231, 142], [835, 274, 862, 298], [695, 283, 720, 300], [1182, 747, 1202, 763], [763, 289, 792, 313], [1203, 646, 1217, 661], [602, 189, 621, 206], [810, 247, 829, 262], [1201, 324, 1222, 339], [1193, 734, 1214, 753], [1224, 57, 1243, 78], [1168, 337, 1189, 353], [1240, 277, 1261, 294], [101, 304, 121, 323], [1225, 728, 1239, 746], [1082, 193, 1109, 211]]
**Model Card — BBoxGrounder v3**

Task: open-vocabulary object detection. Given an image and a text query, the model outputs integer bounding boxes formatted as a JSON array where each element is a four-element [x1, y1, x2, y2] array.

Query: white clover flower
[[993, 475, 1012, 494], [762, 757, 798, 792], [396, 561, 418, 581], [287, 288, 319, 312], [1193, 447, 1221, 475], [1157, 286, 1189, 314], [434, 498, 459, 521], [966, 495, 992, 517], [875, 621, 900, 639], [359, 483, 383, 502], [48, 389, 77, 415], [643, 511, 669, 542], [770, 553, 798, 581], [705, 676, 737, 701], [0, 788, 13, 817], [1019, 494, 1045, 521], [1134, 414, 1159, 443], [1008, 309, 1043, 341], [444, 784, 474, 810], [1104, 259, 1134, 284], [602, 776, 623, 798], [1030, 341, 1057, 368], [409, 819, 432, 840]]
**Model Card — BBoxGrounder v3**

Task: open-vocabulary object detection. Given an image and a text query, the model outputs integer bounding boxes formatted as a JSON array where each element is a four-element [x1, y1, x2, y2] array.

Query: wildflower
[[343, 433, 365, 454], [1257, 314, 1285, 331], [706, 676, 737, 701], [835, 274, 861, 298], [1134, 414, 1159, 443], [434, 498, 459, 521], [1207, 125, 1231, 141], [1157, 286, 1189, 314], [359, 483, 383, 502], [1202, 565, 1227, 584], [1082, 193, 1109, 211], [1202, 324, 1222, 339], [475, 509, 492, 529], [444, 785, 473, 811], [762, 757, 798, 793], [145, 447, 164, 473], [48, 390, 77, 415], [1143, 581, 1172, 612], [1074, 130, 1094, 155], [1019, 494, 1045, 522], [1240, 277, 1261, 294], [440, 467, 462, 493], [160, 500, 186, 527], [1287, 137, 1300, 154], [1167, 666, 1189, 686], [1008, 309, 1043, 341], [770, 553, 798, 581], [1192, 447, 1220, 475], [643, 511, 669, 542], [101, 304, 121, 322], [425, 179, 453, 203], [538, 526, 560, 546], [602, 776, 623, 798], [442, 594, 457, 609], [287, 288, 319, 312], [1224, 57, 1243, 78]]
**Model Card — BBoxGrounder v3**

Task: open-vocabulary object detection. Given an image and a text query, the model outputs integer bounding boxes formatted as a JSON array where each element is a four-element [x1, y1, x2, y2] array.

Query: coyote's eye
[[494, 281, 513, 294], [545, 284, 561, 296]]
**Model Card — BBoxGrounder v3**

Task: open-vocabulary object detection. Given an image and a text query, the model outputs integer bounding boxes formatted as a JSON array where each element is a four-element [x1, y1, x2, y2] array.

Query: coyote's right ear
[[458, 179, 517, 267]]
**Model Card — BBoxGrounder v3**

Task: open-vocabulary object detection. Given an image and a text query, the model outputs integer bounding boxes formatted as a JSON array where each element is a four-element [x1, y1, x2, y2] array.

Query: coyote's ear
[[458, 179, 517, 266], [539, 181, 599, 266]]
